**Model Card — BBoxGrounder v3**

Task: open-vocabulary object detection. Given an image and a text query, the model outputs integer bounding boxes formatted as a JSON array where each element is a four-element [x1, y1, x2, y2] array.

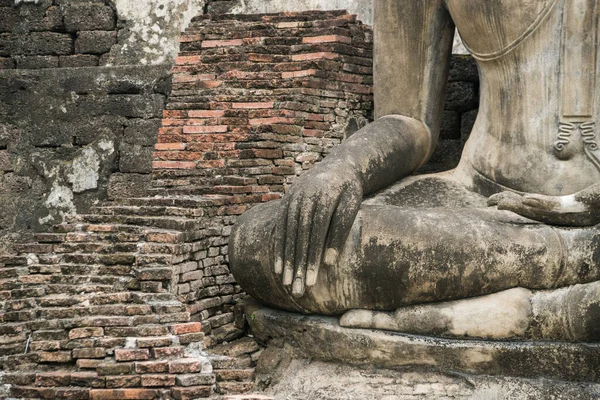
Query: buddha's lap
[[230, 189, 600, 314]]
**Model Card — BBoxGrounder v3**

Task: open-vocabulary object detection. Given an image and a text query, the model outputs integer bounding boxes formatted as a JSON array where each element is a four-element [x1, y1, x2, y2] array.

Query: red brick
[[232, 102, 274, 109], [202, 39, 244, 48], [105, 375, 142, 388], [281, 69, 318, 79], [170, 322, 202, 335], [173, 74, 216, 83], [303, 129, 326, 137], [115, 348, 150, 361], [134, 360, 169, 374], [55, 387, 90, 399], [162, 110, 187, 118], [11, 386, 55, 399], [171, 386, 212, 399], [169, 359, 202, 374], [35, 372, 71, 387], [140, 374, 176, 387], [262, 193, 282, 202], [90, 389, 159, 399], [154, 143, 186, 151], [151, 346, 185, 359], [291, 52, 339, 61], [152, 161, 197, 169], [69, 327, 104, 339], [249, 117, 294, 126], [77, 359, 104, 369], [70, 372, 105, 388], [39, 351, 72, 363], [183, 125, 228, 134], [175, 56, 201, 65], [302, 35, 352, 44], [179, 34, 202, 43], [188, 110, 226, 118], [73, 347, 106, 359], [86, 224, 116, 232], [215, 369, 255, 382]]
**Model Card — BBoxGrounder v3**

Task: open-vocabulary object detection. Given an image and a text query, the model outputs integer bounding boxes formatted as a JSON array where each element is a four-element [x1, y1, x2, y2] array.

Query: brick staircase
[[1, 198, 260, 399]]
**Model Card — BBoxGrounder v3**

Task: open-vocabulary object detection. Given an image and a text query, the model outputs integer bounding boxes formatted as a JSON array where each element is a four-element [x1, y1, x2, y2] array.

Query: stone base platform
[[245, 300, 600, 399]]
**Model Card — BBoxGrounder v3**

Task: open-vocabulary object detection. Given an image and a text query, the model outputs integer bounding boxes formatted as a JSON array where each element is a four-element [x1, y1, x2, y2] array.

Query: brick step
[[36, 303, 152, 319], [25, 273, 132, 286], [0, 266, 28, 279], [64, 214, 206, 231], [60, 228, 189, 244], [28, 264, 133, 278], [0, 255, 28, 265], [43, 283, 123, 296], [34, 292, 133, 308], [111, 196, 218, 208], [60, 252, 136, 265], [51, 242, 139, 254], [0, 334, 27, 356], [90, 205, 205, 218]]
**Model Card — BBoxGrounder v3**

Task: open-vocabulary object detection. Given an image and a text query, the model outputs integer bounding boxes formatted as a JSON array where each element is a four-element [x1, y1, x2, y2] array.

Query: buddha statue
[[229, 0, 600, 341]]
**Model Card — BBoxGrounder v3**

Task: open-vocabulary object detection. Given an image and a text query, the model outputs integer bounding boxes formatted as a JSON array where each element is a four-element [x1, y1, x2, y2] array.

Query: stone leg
[[340, 281, 600, 341], [229, 195, 600, 315]]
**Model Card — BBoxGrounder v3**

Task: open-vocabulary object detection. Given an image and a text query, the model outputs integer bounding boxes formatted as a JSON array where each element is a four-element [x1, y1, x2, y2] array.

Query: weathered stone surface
[[75, 31, 117, 55], [246, 301, 600, 383], [258, 357, 600, 400], [63, 3, 116, 32]]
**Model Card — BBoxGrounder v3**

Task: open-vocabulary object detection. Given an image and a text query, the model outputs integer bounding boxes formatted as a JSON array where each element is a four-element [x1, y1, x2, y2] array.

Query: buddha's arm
[[276, 0, 456, 298], [488, 183, 600, 226]]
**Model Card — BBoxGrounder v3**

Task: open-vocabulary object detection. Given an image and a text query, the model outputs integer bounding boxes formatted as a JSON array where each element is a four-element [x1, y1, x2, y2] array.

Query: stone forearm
[[321, 115, 431, 196]]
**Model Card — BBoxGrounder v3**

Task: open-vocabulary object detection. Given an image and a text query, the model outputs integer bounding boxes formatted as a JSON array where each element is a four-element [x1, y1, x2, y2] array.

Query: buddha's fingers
[[306, 196, 338, 287], [487, 191, 522, 207], [324, 184, 362, 267], [273, 198, 289, 275], [292, 199, 316, 298], [283, 192, 303, 287], [522, 194, 561, 211]]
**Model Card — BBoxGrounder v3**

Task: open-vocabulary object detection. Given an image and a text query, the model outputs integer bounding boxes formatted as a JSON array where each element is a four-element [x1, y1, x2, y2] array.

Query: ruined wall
[[0, 0, 204, 245], [0, 66, 169, 241]]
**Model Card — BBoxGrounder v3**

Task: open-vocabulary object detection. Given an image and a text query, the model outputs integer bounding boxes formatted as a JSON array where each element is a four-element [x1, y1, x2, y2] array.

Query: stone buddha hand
[[229, 0, 600, 342]]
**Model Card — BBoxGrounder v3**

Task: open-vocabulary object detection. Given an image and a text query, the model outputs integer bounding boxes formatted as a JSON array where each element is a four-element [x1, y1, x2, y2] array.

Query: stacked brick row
[[152, 10, 374, 207], [0, 0, 119, 69]]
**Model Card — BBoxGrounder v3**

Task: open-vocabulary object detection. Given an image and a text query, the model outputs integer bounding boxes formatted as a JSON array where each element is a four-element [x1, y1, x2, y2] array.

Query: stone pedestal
[[245, 299, 600, 399]]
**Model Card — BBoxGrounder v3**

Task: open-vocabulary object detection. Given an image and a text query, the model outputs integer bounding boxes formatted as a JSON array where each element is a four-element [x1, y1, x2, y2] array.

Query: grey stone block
[[123, 119, 160, 146], [75, 31, 117, 55], [0, 7, 19, 33], [13, 5, 63, 33], [461, 108, 479, 142], [439, 110, 461, 140], [58, 54, 99, 67], [10, 32, 73, 56], [107, 173, 151, 199], [444, 81, 479, 112], [60, 115, 125, 146], [14, 55, 59, 69], [0, 57, 14, 69], [119, 145, 153, 173], [448, 55, 479, 82], [63, 3, 115, 32]]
